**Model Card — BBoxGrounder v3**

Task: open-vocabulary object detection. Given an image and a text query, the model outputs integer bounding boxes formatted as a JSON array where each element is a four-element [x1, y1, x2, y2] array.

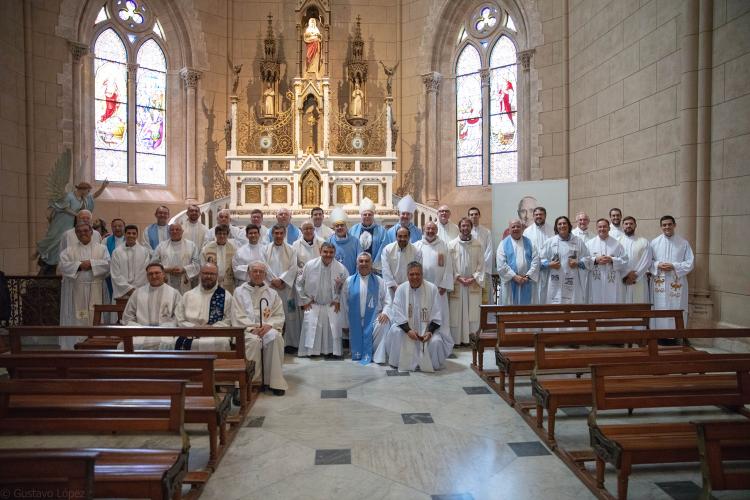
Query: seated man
[[340, 253, 390, 364], [232, 261, 288, 395], [121, 262, 182, 349], [386, 261, 452, 372]]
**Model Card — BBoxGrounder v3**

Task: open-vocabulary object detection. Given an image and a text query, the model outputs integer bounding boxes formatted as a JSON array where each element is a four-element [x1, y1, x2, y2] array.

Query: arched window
[[455, 5, 519, 186], [93, 1, 167, 185]]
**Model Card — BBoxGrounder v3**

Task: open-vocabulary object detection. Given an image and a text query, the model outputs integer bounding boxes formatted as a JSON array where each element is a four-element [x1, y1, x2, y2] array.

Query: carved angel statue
[[35, 149, 109, 272], [231, 64, 243, 94], [379, 60, 400, 96]]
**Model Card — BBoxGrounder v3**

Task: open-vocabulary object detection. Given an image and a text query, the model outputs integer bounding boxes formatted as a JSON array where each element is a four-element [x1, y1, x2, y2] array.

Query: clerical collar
[[125, 242, 137, 247], [424, 236, 437, 244], [248, 282, 264, 288], [304, 238, 315, 245], [460, 235, 471, 241]]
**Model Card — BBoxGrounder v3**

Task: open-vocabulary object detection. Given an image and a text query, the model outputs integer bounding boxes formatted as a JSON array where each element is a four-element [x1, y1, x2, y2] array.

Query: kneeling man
[[386, 261, 452, 372], [232, 261, 288, 395]]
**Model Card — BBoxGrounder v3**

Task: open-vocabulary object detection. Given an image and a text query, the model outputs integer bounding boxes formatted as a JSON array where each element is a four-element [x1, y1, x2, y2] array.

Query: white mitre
[[330, 206, 348, 225], [359, 197, 376, 214], [397, 194, 416, 214]]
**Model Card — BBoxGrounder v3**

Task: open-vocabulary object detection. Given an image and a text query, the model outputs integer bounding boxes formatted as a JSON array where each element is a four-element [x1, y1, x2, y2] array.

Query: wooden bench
[[0, 378, 189, 500], [9, 326, 255, 414], [491, 309, 685, 402], [694, 419, 750, 499], [0, 449, 97, 494], [0, 353, 230, 470], [73, 303, 128, 350], [588, 358, 750, 499], [470, 303, 653, 371], [531, 328, 750, 444]]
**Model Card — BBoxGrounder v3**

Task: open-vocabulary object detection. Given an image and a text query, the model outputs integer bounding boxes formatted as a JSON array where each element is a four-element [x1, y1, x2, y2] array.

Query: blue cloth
[[328, 234, 361, 275], [386, 222, 422, 244], [103, 235, 120, 300], [349, 223, 388, 264], [146, 224, 161, 250], [268, 224, 301, 245], [503, 236, 533, 305], [176, 287, 225, 350], [347, 273, 379, 363]]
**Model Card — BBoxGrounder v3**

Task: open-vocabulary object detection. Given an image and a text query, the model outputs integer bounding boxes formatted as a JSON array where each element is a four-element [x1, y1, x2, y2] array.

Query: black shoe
[[272, 389, 285, 396], [231, 388, 241, 406]]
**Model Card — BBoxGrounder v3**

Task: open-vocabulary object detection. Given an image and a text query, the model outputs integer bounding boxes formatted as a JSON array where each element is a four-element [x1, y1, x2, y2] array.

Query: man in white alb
[[608, 208, 624, 240], [250, 209, 269, 241], [264, 224, 300, 348], [110, 224, 151, 300], [206, 209, 248, 248], [468, 207, 494, 302], [183, 204, 209, 250], [523, 206, 553, 303], [571, 211, 594, 243], [650, 215, 694, 328], [619, 216, 652, 304], [436, 205, 459, 244], [381, 226, 422, 298], [496, 218, 539, 305], [448, 218, 485, 345], [143, 206, 170, 251], [60, 210, 102, 252], [292, 220, 324, 269], [151, 222, 200, 294], [201, 224, 237, 293], [232, 224, 266, 286], [585, 219, 628, 303], [415, 221, 453, 337], [311, 207, 333, 240], [539, 216, 590, 304]]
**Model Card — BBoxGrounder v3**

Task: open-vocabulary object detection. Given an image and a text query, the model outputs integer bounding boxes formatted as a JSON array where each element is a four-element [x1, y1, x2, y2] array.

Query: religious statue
[[350, 82, 364, 117], [231, 64, 243, 95], [263, 82, 275, 116], [379, 60, 399, 96], [224, 118, 232, 147], [303, 18, 323, 78], [391, 118, 399, 149]]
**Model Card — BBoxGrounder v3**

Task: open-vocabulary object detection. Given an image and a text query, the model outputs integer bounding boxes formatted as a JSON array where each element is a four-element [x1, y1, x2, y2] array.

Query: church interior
[[1, 0, 750, 498]]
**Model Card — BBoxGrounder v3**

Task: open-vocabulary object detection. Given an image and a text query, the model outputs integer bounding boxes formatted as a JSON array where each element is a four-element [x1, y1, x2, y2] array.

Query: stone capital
[[479, 68, 490, 87], [518, 49, 535, 71], [422, 72, 442, 94], [180, 67, 202, 89], [69, 41, 89, 64]]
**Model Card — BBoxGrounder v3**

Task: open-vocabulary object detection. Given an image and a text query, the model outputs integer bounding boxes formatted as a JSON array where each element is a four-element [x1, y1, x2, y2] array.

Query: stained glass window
[[456, 44, 482, 186], [136, 39, 166, 184], [489, 35, 517, 183], [94, 28, 128, 183]]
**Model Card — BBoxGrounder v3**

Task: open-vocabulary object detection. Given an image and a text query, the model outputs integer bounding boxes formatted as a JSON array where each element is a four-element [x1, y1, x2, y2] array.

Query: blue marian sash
[[504, 236, 533, 305], [176, 287, 226, 350], [147, 224, 160, 250], [347, 274, 379, 364], [104, 236, 118, 299]]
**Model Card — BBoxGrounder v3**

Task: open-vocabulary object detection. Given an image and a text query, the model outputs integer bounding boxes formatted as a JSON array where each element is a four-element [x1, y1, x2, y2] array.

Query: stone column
[[422, 72, 441, 206], [480, 68, 490, 182], [230, 95, 239, 153], [518, 49, 534, 182], [385, 96, 394, 157], [127, 63, 138, 181], [69, 41, 88, 182], [181, 68, 201, 203]]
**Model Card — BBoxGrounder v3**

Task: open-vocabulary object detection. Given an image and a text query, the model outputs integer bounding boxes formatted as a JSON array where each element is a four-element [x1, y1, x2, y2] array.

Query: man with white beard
[[232, 261, 288, 395], [619, 216, 652, 304], [448, 218, 484, 345], [297, 242, 349, 357], [110, 224, 151, 300], [206, 209, 248, 248], [585, 219, 628, 303], [496, 218, 539, 305], [349, 197, 388, 272], [414, 221, 453, 336], [232, 224, 267, 286], [311, 207, 333, 240], [121, 263, 181, 349], [340, 253, 391, 364], [264, 224, 300, 348], [571, 211, 594, 243], [151, 222, 200, 294], [386, 262, 452, 372], [381, 226, 422, 298], [436, 205, 459, 244], [58, 223, 110, 349], [183, 204, 209, 250], [523, 206, 554, 303], [539, 216, 591, 304], [60, 210, 102, 252], [650, 215, 694, 328], [201, 224, 238, 293], [608, 208, 624, 240]]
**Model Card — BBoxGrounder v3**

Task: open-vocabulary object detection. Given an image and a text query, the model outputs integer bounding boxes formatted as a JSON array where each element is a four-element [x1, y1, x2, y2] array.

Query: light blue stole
[[147, 224, 160, 250], [504, 236, 533, 304], [347, 273, 379, 364]]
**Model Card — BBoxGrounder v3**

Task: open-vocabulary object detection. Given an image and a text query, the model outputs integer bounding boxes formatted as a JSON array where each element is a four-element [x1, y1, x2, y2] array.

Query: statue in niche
[[304, 18, 323, 78], [263, 82, 275, 117], [224, 118, 232, 147], [350, 81, 364, 117], [231, 64, 242, 95], [379, 60, 399, 96]]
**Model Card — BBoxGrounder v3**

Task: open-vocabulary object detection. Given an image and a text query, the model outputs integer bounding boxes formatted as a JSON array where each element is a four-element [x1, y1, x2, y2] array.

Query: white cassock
[[58, 240, 110, 349], [540, 235, 591, 304], [415, 237, 454, 338], [142, 223, 169, 250], [292, 237, 324, 269], [206, 224, 248, 248], [264, 242, 300, 348], [314, 224, 334, 240], [183, 220, 209, 250], [585, 236, 628, 303], [121, 283, 182, 349], [257, 225, 269, 241], [175, 284, 233, 351], [448, 237, 485, 344], [437, 221, 459, 244], [232, 242, 267, 285], [386, 280, 451, 372], [572, 227, 594, 243], [381, 242, 422, 295], [609, 225, 624, 240], [296, 257, 349, 356], [340, 273, 391, 363], [472, 224, 494, 275], [496, 235, 540, 305], [110, 243, 151, 299], [523, 223, 553, 303], [152, 239, 200, 294], [619, 234, 652, 304], [650, 234, 694, 328], [232, 283, 288, 390], [201, 240, 238, 293], [60, 227, 102, 253]]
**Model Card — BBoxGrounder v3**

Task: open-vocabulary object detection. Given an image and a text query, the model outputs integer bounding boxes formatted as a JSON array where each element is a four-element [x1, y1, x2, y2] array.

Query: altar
[[224, 1, 398, 224]]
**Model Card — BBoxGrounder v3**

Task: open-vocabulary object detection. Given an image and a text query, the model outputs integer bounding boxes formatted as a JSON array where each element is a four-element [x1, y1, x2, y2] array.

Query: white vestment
[[650, 234, 694, 328], [496, 236, 540, 305], [340, 273, 391, 363], [572, 227, 594, 243], [448, 237, 485, 344], [609, 225, 624, 240], [264, 242, 301, 348], [619, 234, 652, 304], [110, 243, 151, 299], [523, 223, 553, 303], [201, 240, 238, 292], [232, 242, 267, 285], [381, 241, 422, 293], [437, 221, 459, 244], [152, 239, 200, 294], [296, 257, 349, 356], [415, 237, 454, 336], [141, 224, 168, 249], [205, 224, 248, 248], [292, 237, 324, 269], [232, 283, 288, 390], [58, 240, 110, 349], [183, 220, 208, 250], [386, 280, 452, 371], [60, 227, 101, 254], [175, 284, 234, 351], [314, 224, 334, 240], [585, 236, 628, 303], [121, 283, 181, 349], [540, 235, 591, 304]]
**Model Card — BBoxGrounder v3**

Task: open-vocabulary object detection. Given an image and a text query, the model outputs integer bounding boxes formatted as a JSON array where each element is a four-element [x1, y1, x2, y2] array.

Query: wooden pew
[[9, 326, 255, 414], [0, 378, 189, 500], [491, 309, 685, 402], [531, 328, 750, 444], [0, 353, 230, 470], [694, 419, 750, 499], [74, 303, 128, 350], [0, 449, 97, 494], [588, 358, 750, 499]]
